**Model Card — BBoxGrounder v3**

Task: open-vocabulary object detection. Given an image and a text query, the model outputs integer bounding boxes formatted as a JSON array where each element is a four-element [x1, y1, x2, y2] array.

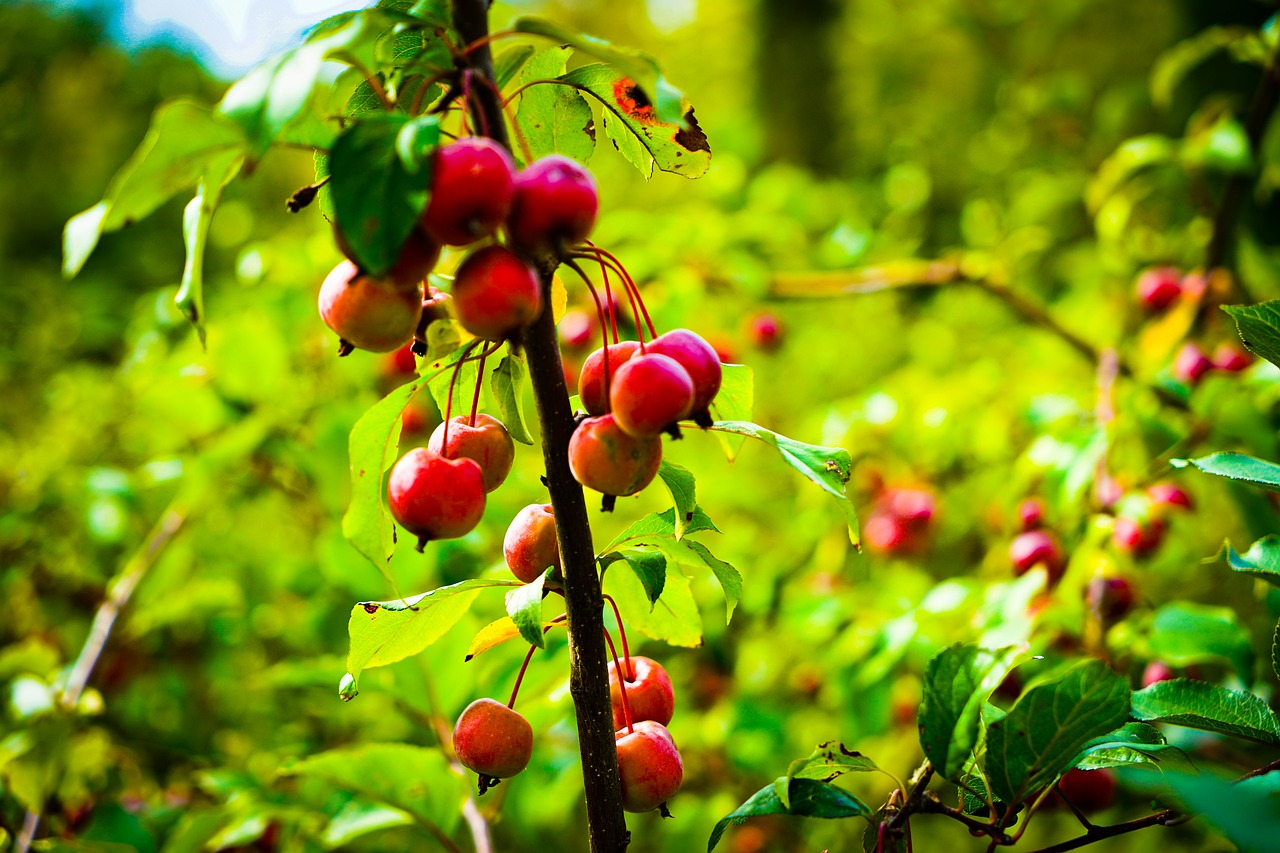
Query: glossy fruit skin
[[608, 656, 675, 730], [1010, 530, 1065, 582], [451, 246, 542, 342], [579, 341, 641, 416], [1055, 768, 1116, 813], [647, 329, 723, 416], [504, 503, 559, 583], [615, 720, 683, 813], [390, 226, 443, 287], [1135, 266, 1182, 312], [610, 353, 695, 437], [568, 414, 662, 497], [1213, 343, 1253, 372], [318, 260, 423, 353], [428, 414, 515, 494], [748, 313, 784, 352], [1086, 577, 1135, 622], [453, 698, 533, 779], [422, 138, 517, 246], [388, 448, 486, 545], [1017, 498, 1045, 530], [1173, 342, 1213, 385], [1147, 482, 1193, 511], [508, 155, 599, 253], [1112, 516, 1164, 556]]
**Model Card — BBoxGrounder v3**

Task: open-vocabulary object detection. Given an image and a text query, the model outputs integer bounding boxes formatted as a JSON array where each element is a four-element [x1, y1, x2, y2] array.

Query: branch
[[1021, 809, 1177, 853]]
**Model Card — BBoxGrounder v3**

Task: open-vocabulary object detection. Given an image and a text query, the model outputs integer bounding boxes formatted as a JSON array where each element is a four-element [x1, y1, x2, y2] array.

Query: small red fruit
[[318, 260, 422, 353], [568, 414, 663, 498], [1141, 661, 1176, 687], [1212, 343, 1253, 372], [615, 720, 683, 813], [1147, 482, 1193, 511], [428, 414, 515, 494], [453, 698, 533, 779], [608, 656, 675, 730], [863, 511, 912, 554], [422, 137, 517, 246], [1055, 768, 1116, 813], [646, 329, 723, 424], [1017, 498, 1045, 530], [578, 341, 641, 416], [1112, 516, 1165, 556], [508, 155, 599, 253], [1135, 266, 1182, 312], [1173, 342, 1213, 385], [609, 353, 695, 437], [1010, 529, 1065, 582], [747, 312, 784, 352], [887, 488, 936, 529], [451, 246, 542, 342], [388, 448, 486, 548], [1086, 576, 1135, 622], [504, 504, 560, 584], [382, 343, 418, 384], [558, 308, 597, 350], [390, 226, 443, 288]]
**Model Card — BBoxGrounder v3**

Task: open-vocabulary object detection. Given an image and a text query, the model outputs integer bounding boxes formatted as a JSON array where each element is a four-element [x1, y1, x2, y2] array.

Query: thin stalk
[[508, 643, 538, 710], [603, 627, 634, 733], [602, 594, 631, 675]]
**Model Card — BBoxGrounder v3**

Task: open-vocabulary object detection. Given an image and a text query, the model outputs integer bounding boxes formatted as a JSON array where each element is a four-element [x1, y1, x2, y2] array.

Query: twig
[[1021, 810, 1177, 853]]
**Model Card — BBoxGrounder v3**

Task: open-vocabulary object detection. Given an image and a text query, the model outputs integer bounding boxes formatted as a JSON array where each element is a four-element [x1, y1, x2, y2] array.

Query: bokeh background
[[4, 1, 1280, 851]]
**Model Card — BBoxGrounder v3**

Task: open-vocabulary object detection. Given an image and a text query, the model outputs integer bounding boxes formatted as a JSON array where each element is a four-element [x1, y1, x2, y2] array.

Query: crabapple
[[428, 414, 515, 494], [578, 341, 641, 416], [568, 414, 663, 499], [1113, 516, 1164, 556], [504, 504, 560, 584], [609, 353, 695, 437], [1017, 498, 1045, 530], [318, 260, 422, 353], [388, 448, 486, 549], [1010, 529, 1065, 583], [887, 488, 936, 529], [1141, 661, 1176, 687], [1173, 342, 1213, 385], [1213, 343, 1252, 372], [608, 656, 675, 729], [451, 246, 542, 342], [615, 720, 683, 813], [453, 698, 533, 779], [422, 137, 516, 246], [1135, 266, 1182, 312], [508, 155, 599, 253], [863, 511, 911, 554], [1086, 576, 1135, 622], [1055, 768, 1116, 813], [747, 312, 784, 352], [558, 308, 597, 350], [1147, 482, 1192, 511], [646, 329, 723, 425]]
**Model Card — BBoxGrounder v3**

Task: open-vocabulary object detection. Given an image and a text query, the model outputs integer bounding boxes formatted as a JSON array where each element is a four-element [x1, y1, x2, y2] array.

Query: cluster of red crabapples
[[317, 136, 715, 810], [1132, 265, 1253, 384]]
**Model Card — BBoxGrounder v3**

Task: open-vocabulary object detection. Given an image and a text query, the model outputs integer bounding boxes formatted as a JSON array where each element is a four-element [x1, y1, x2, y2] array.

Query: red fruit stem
[[469, 344, 489, 427], [583, 243, 658, 339], [602, 626, 635, 734], [440, 339, 480, 456], [564, 259, 617, 407], [595, 254, 621, 345], [602, 594, 631, 678], [459, 69, 476, 136], [572, 250, 646, 352], [508, 642, 538, 710]]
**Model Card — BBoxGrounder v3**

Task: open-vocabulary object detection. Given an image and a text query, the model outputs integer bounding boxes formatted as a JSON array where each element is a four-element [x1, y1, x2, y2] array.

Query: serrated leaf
[[342, 382, 419, 572], [778, 742, 879, 809], [1131, 679, 1280, 745], [63, 101, 245, 278], [1146, 602, 1255, 681], [1172, 451, 1280, 494], [330, 113, 431, 276], [920, 644, 1030, 782], [174, 157, 243, 347], [1223, 300, 1280, 370], [516, 47, 595, 164], [984, 659, 1130, 804], [709, 421, 857, 545], [490, 350, 535, 445], [505, 575, 546, 649], [602, 506, 719, 552], [1073, 722, 1196, 773], [1217, 536, 1280, 587], [1120, 766, 1280, 853], [657, 461, 697, 539], [708, 363, 754, 460], [494, 45, 537, 89], [344, 578, 519, 692], [606, 554, 700, 647], [560, 63, 709, 179], [708, 777, 871, 853], [466, 617, 559, 661], [620, 548, 667, 604]]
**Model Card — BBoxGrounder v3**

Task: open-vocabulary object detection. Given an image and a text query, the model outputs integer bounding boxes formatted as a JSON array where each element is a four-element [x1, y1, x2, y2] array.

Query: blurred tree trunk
[[755, 0, 841, 174]]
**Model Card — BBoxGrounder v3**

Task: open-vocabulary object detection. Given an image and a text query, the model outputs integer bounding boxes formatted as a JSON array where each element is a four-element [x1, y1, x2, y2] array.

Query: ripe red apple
[[318, 260, 422, 353], [608, 656, 675, 729], [1147, 482, 1193, 511], [389, 226, 442, 288], [568, 414, 663, 498], [428, 414, 515, 494], [646, 329, 723, 425], [453, 697, 533, 779], [1055, 768, 1116, 813], [421, 137, 517, 246], [609, 353, 695, 437], [1010, 529, 1065, 582], [1086, 576, 1135, 622], [508, 155, 599, 253], [1113, 516, 1164, 556], [1173, 342, 1213, 385], [1212, 343, 1252, 372], [504, 503, 560, 584], [1017, 498, 1045, 530], [451, 246, 542, 342], [747, 312, 784, 352], [615, 720, 683, 813], [578, 341, 641, 416], [1135, 266, 1182, 312], [388, 448, 486, 549]]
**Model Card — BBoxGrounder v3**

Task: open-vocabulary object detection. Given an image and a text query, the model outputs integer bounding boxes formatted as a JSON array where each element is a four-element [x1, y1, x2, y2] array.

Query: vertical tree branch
[[449, 1, 630, 849]]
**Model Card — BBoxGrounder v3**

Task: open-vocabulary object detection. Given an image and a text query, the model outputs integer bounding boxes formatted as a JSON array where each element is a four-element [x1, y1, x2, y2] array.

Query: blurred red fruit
[[1009, 530, 1065, 582], [1055, 768, 1116, 813], [1086, 577, 1135, 622], [1112, 516, 1164, 556], [747, 313, 784, 352], [1017, 498, 1045, 530], [1147, 482, 1192, 511], [1173, 342, 1213, 385], [1135, 266, 1182, 312], [1212, 343, 1252, 372]]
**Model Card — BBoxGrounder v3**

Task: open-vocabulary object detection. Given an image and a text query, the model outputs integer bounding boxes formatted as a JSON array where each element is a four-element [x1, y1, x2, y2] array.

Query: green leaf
[[1146, 602, 1255, 681], [516, 47, 595, 164], [606, 554, 701, 647], [984, 659, 1130, 804], [322, 801, 413, 847], [281, 743, 465, 836], [1131, 679, 1280, 745], [505, 575, 546, 649], [679, 539, 741, 623], [1120, 767, 1280, 853], [1085, 134, 1177, 214], [490, 349, 535, 445], [174, 158, 242, 347], [657, 461, 697, 540], [1273, 618, 1280, 685], [708, 777, 872, 852], [1172, 451, 1280, 495], [709, 421, 857, 545], [494, 45, 537, 89], [1217, 536, 1280, 588], [426, 340, 481, 424], [707, 364, 755, 457], [778, 742, 879, 808], [602, 506, 719, 552], [619, 547, 667, 604], [1182, 115, 1254, 174], [513, 18, 689, 126], [342, 381, 419, 572], [1073, 722, 1196, 773], [62, 101, 245, 278], [344, 578, 519, 693], [330, 113, 431, 276], [560, 63, 710, 179], [919, 644, 1030, 782], [1223, 300, 1280, 370], [394, 114, 440, 174], [1152, 27, 1259, 109]]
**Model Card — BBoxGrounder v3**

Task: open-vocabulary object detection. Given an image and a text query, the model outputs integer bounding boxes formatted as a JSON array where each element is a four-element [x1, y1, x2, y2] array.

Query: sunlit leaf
[[1152, 27, 1260, 108], [1120, 767, 1280, 853], [1085, 134, 1176, 214], [1146, 602, 1255, 681], [708, 364, 754, 460], [343, 381, 419, 573], [1073, 722, 1196, 773], [1223, 300, 1280, 370], [494, 44, 537, 89], [920, 643, 1029, 781], [657, 460, 697, 540], [516, 46, 595, 164], [490, 349, 535, 445], [1172, 452, 1280, 495], [606, 554, 700, 647], [708, 777, 871, 852], [174, 158, 243, 347], [505, 574, 546, 649], [602, 506, 719, 552], [778, 742, 879, 808], [1216, 536, 1280, 588], [466, 617, 561, 662], [1131, 679, 1280, 745], [322, 801, 413, 847]]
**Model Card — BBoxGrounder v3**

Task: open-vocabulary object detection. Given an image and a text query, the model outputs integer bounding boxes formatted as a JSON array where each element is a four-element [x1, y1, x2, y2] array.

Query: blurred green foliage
[[4, 0, 1280, 851]]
